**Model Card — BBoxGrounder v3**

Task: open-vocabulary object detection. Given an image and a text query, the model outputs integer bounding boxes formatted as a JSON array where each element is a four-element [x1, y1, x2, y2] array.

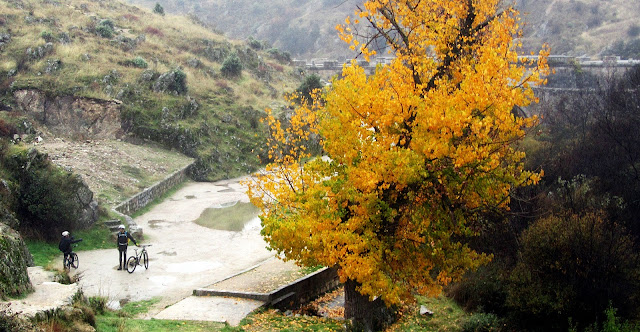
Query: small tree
[[153, 3, 165, 16], [248, 0, 549, 329]]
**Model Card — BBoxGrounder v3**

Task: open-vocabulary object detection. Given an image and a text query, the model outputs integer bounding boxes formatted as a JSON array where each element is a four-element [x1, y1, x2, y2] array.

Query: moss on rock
[[0, 222, 33, 299]]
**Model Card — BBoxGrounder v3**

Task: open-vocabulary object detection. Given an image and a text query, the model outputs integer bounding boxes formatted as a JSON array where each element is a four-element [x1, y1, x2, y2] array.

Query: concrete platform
[[154, 296, 264, 326]]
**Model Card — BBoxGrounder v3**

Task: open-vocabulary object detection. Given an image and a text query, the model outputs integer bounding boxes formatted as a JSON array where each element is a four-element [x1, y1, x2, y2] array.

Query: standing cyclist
[[117, 224, 138, 270], [58, 231, 82, 268]]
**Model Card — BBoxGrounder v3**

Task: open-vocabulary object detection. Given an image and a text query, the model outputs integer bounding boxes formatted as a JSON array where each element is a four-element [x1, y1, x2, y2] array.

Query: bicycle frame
[[126, 244, 151, 273]]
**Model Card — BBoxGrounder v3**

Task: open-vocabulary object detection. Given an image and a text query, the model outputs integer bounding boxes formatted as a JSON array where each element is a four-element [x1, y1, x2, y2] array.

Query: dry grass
[[2, 0, 300, 105]]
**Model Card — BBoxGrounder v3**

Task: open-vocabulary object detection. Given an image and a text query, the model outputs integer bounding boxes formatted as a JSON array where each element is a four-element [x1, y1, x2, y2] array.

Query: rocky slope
[[132, 0, 640, 58]]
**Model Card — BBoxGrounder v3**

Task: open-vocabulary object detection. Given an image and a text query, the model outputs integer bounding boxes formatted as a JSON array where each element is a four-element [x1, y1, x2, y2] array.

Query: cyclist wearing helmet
[[58, 231, 82, 268], [117, 224, 138, 270]]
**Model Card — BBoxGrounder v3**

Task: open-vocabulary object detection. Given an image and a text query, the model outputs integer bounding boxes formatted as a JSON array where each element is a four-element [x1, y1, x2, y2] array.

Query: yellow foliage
[[247, 0, 548, 308]]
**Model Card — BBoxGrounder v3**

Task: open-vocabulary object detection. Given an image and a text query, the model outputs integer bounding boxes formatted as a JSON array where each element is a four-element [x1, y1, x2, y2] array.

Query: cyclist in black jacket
[[117, 224, 138, 270], [58, 231, 82, 268]]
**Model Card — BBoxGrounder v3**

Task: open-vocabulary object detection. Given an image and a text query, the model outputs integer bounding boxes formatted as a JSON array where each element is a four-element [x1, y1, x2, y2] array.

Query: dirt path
[[73, 178, 298, 317]]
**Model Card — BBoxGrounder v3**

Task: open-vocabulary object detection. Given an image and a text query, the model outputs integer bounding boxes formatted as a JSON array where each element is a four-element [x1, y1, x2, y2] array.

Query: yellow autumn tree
[[247, 0, 549, 329]]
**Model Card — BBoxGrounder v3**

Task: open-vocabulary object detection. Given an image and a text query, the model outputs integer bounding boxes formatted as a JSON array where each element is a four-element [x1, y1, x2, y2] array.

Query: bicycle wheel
[[143, 251, 149, 269], [70, 253, 79, 269], [126, 256, 137, 273]]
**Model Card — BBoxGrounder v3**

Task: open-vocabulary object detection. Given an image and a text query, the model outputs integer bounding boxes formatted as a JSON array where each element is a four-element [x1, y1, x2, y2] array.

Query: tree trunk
[[344, 279, 396, 331]]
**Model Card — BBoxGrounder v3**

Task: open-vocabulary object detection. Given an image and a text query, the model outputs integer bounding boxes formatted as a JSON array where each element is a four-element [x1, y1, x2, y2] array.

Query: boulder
[[0, 222, 33, 299]]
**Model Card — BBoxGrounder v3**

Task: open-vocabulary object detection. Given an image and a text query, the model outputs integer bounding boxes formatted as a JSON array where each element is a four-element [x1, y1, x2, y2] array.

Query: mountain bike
[[126, 244, 151, 273], [64, 242, 82, 269]]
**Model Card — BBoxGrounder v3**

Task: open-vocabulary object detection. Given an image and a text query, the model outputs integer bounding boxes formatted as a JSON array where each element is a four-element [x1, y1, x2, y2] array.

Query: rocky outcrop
[[13, 89, 123, 139], [73, 177, 99, 230], [0, 223, 33, 299]]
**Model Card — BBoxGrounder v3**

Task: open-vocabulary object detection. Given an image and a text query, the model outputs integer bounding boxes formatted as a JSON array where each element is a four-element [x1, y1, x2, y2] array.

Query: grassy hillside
[[0, 0, 302, 180], [130, 0, 639, 59], [517, 0, 640, 56]]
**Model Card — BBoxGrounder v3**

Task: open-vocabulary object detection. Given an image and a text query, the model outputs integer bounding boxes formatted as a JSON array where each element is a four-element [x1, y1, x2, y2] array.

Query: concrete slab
[[154, 296, 264, 326], [0, 267, 78, 318]]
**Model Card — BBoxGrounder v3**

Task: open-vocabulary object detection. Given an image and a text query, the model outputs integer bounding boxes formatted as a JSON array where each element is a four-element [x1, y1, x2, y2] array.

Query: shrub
[[96, 20, 115, 38], [507, 212, 640, 330], [448, 262, 510, 316], [152, 68, 187, 94], [40, 30, 54, 42], [153, 3, 165, 15], [0, 308, 33, 331], [247, 36, 262, 50], [221, 53, 242, 77], [267, 48, 291, 63], [0, 119, 17, 138], [3, 149, 91, 240], [88, 296, 107, 314], [122, 56, 148, 68]]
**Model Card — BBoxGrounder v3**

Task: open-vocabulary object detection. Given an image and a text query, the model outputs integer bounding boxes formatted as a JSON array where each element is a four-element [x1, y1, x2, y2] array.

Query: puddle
[[194, 201, 260, 232], [185, 195, 196, 199], [148, 220, 167, 229], [166, 261, 222, 273]]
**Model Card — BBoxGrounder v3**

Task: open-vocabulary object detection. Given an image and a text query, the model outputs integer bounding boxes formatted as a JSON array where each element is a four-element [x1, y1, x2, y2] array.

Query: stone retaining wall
[[194, 267, 340, 310], [114, 163, 193, 216], [112, 162, 194, 238]]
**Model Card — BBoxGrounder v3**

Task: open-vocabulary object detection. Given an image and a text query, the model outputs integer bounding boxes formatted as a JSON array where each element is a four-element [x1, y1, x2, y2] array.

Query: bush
[[88, 296, 107, 314], [247, 36, 262, 50], [153, 3, 165, 16], [3, 148, 91, 240], [507, 212, 640, 330], [123, 56, 148, 68], [40, 30, 54, 42], [96, 20, 115, 38], [447, 262, 510, 315], [267, 48, 292, 63], [221, 53, 242, 77], [152, 68, 187, 94], [0, 119, 17, 138]]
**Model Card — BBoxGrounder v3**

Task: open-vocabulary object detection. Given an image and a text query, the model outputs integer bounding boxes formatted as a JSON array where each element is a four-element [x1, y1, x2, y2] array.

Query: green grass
[[26, 221, 115, 267], [74, 221, 115, 250], [26, 239, 62, 267], [388, 296, 468, 332], [96, 298, 238, 332], [193, 202, 260, 231]]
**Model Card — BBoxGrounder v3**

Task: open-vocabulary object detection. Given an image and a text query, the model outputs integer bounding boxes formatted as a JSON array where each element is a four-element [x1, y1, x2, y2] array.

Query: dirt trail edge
[[75, 177, 295, 320]]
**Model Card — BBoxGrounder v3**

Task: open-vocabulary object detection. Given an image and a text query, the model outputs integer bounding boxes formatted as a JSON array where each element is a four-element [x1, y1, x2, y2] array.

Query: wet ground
[[73, 177, 301, 319]]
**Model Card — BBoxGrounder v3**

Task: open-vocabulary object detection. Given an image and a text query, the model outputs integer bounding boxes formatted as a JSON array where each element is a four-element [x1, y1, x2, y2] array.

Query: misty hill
[[0, 0, 302, 181], [131, 0, 640, 59]]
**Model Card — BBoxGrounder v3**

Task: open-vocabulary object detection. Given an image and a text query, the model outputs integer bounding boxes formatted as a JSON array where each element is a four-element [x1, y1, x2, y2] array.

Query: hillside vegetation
[[0, 0, 302, 181], [132, 0, 640, 59]]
